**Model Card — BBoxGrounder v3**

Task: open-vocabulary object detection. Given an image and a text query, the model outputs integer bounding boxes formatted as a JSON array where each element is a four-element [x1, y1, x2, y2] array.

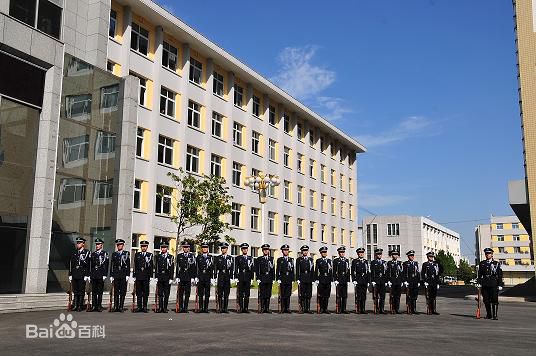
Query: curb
[[464, 294, 535, 303]]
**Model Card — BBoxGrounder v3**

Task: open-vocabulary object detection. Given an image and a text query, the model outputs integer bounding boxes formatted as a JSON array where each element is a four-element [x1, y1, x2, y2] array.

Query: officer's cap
[[337, 246, 346, 253], [280, 244, 290, 250], [94, 238, 104, 244], [220, 242, 229, 248], [240, 243, 249, 249], [406, 250, 415, 256], [374, 248, 383, 254], [426, 251, 435, 257], [319, 246, 328, 253], [356, 247, 365, 253], [201, 242, 210, 248], [160, 241, 169, 248], [483, 247, 493, 254], [140, 240, 150, 247], [300, 245, 309, 251], [75, 237, 86, 243], [115, 238, 125, 245], [261, 243, 270, 250]]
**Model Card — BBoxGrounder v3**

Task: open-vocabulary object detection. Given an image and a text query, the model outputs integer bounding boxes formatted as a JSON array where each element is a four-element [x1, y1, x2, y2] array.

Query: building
[[475, 216, 534, 286], [361, 215, 461, 265], [511, 0, 536, 278], [0, 0, 364, 296]]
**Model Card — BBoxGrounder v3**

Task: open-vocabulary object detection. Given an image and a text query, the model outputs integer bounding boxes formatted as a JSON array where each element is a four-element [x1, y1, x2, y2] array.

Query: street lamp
[[244, 173, 280, 245]]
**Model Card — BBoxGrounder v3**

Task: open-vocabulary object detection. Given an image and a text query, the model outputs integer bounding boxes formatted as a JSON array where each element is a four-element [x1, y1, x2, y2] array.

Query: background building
[[361, 215, 461, 265], [511, 0, 536, 279], [475, 215, 534, 286]]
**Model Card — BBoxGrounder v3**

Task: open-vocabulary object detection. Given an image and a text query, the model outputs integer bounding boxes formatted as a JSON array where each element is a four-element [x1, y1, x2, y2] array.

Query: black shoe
[[143, 308, 149, 313]]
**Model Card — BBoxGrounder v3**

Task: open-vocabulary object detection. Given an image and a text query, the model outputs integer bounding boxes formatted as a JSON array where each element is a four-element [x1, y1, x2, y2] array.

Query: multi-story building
[[0, 0, 364, 296], [475, 216, 534, 286], [361, 215, 461, 265], [511, 0, 536, 279]]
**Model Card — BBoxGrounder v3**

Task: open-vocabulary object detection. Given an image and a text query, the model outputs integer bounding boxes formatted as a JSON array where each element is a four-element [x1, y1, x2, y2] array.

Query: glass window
[[284, 181, 290, 201], [109, 9, 117, 38], [95, 131, 116, 158], [187, 100, 201, 128], [65, 94, 92, 120], [186, 145, 200, 173], [268, 212, 276, 233], [297, 123, 303, 140], [283, 215, 290, 236], [37, 0, 62, 39], [512, 223, 519, 229], [59, 178, 86, 205], [160, 87, 175, 117], [9, 0, 36, 27], [232, 203, 241, 227], [94, 180, 113, 203], [269, 106, 276, 126], [252, 95, 260, 117], [212, 112, 223, 138], [189, 57, 203, 85], [284, 147, 290, 167], [310, 222, 315, 240], [213, 71, 224, 97], [234, 84, 243, 107], [134, 179, 142, 210], [321, 165, 326, 183], [211, 154, 222, 177], [297, 153, 303, 173], [157, 135, 173, 166], [251, 207, 260, 231], [252, 131, 260, 154], [513, 235, 520, 241], [309, 159, 315, 178], [496, 223, 503, 230], [63, 135, 89, 166], [269, 139, 276, 161], [310, 190, 315, 208], [309, 129, 315, 147], [297, 185, 303, 205], [162, 41, 178, 71], [232, 162, 242, 186], [297, 218, 303, 238], [136, 128, 144, 158], [155, 185, 172, 215], [497, 235, 504, 242], [233, 122, 243, 146], [283, 113, 291, 134], [100, 84, 119, 111], [131, 22, 149, 56]]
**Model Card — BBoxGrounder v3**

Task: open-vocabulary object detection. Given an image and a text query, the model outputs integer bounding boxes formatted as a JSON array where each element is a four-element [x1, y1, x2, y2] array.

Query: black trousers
[[198, 281, 211, 311], [260, 282, 272, 298], [135, 279, 150, 309], [318, 282, 331, 312], [482, 286, 499, 304], [280, 283, 292, 311], [390, 284, 402, 311], [407, 283, 419, 300], [298, 282, 312, 312], [217, 281, 231, 311], [425, 283, 438, 299], [157, 280, 171, 310], [372, 283, 386, 311], [72, 278, 86, 298], [91, 278, 104, 307], [178, 281, 192, 311], [113, 277, 127, 309], [355, 284, 367, 302], [335, 283, 348, 312]]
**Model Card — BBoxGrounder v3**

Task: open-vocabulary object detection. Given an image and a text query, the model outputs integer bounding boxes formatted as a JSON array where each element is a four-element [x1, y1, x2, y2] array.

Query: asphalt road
[[1, 287, 534, 355]]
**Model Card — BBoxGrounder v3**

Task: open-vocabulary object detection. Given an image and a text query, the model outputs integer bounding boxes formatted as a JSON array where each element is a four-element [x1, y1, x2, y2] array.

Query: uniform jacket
[[296, 256, 315, 283], [215, 254, 234, 282], [333, 257, 350, 283], [256, 255, 275, 283], [386, 260, 404, 285], [69, 248, 91, 279], [315, 257, 333, 284], [155, 253, 175, 281], [133, 251, 154, 280], [477, 259, 504, 288], [90, 250, 109, 279], [370, 258, 387, 284], [276, 256, 295, 284], [402, 260, 420, 284], [234, 255, 255, 282], [421, 261, 443, 284], [176, 252, 197, 282], [351, 258, 370, 285], [196, 254, 215, 282], [110, 250, 130, 278]]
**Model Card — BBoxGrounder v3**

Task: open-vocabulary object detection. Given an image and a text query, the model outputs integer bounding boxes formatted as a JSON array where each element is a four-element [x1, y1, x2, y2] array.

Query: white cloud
[[356, 116, 435, 148], [271, 46, 335, 100], [315, 96, 353, 121]]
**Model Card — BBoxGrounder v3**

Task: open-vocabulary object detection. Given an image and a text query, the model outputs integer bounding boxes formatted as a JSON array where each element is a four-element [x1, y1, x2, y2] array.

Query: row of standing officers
[[69, 237, 447, 315]]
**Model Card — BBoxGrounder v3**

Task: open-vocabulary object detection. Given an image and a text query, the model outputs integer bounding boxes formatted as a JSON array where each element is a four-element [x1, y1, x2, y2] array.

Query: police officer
[[276, 244, 294, 314], [175, 242, 197, 313], [386, 249, 403, 314], [133, 240, 153, 313], [351, 247, 370, 314], [477, 247, 504, 320], [256, 244, 275, 313], [235, 243, 254, 313], [333, 246, 350, 314], [110, 238, 130, 312], [421, 251, 443, 315], [69, 237, 91, 312], [314, 246, 333, 314], [402, 250, 420, 315], [196, 242, 215, 313], [296, 245, 314, 314], [155, 241, 174, 313], [89, 238, 109, 312], [370, 248, 387, 314], [215, 242, 234, 313]]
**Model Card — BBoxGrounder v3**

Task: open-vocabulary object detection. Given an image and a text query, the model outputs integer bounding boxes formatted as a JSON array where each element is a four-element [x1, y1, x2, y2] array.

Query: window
[[10, 0, 61, 39], [387, 223, 400, 236], [321, 194, 326, 213], [131, 22, 149, 56], [309, 129, 315, 147], [297, 185, 303, 205], [189, 57, 203, 85], [158, 135, 173, 166], [252, 96, 260, 117], [213, 71, 224, 97], [514, 247, 522, 254], [310, 190, 315, 209], [232, 162, 242, 186], [269, 106, 276, 126], [513, 235, 520, 241], [251, 207, 260, 231], [349, 204, 354, 220], [310, 222, 315, 240], [297, 123, 303, 140], [162, 41, 178, 71], [59, 178, 86, 205], [283, 215, 290, 236], [331, 169, 336, 186], [331, 144, 337, 159], [268, 212, 276, 233], [321, 165, 326, 183], [512, 223, 520, 229], [297, 153, 303, 173], [269, 139, 277, 161], [284, 181, 291, 202], [63, 135, 89, 167], [66, 94, 91, 120], [321, 224, 326, 242], [497, 235, 504, 242], [10, 0, 37, 28], [331, 227, 336, 244], [284, 147, 291, 167], [155, 185, 173, 215], [349, 178, 353, 194], [212, 112, 223, 138], [100, 85, 119, 111], [388, 245, 401, 254], [340, 174, 344, 190], [252, 131, 261, 154], [107, 61, 114, 73], [136, 128, 145, 158], [268, 179, 277, 197], [232, 203, 242, 227], [340, 202, 345, 218], [94, 180, 113, 203], [498, 247, 505, 253], [95, 131, 116, 158], [211, 154, 222, 177], [234, 84, 243, 107], [496, 223, 503, 230], [331, 198, 336, 215], [297, 218, 304, 238], [134, 179, 144, 210], [187, 100, 201, 129], [186, 145, 200, 173], [320, 137, 326, 152], [340, 150, 346, 164], [231, 245, 239, 256], [233, 122, 243, 147], [514, 259, 522, 266], [159, 88, 176, 117], [309, 159, 315, 178], [130, 73, 147, 107], [283, 113, 291, 134]]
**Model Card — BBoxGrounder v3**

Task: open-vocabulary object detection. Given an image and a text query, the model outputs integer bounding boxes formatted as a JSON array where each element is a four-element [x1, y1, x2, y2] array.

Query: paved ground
[[1, 286, 534, 355]]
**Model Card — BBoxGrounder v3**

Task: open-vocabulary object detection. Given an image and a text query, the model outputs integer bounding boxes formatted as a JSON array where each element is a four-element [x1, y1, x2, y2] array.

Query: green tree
[[436, 250, 457, 277], [457, 259, 475, 284]]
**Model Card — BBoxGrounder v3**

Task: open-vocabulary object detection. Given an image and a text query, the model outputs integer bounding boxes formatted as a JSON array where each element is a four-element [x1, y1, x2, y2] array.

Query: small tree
[[436, 250, 457, 277], [457, 259, 476, 284]]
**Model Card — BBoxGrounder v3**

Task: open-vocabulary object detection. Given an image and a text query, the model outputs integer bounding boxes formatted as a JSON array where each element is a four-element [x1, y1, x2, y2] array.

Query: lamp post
[[244, 173, 280, 246]]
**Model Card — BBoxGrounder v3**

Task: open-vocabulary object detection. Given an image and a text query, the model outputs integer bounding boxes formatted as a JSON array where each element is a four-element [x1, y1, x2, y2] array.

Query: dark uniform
[[175, 243, 197, 313], [421, 251, 443, 315], [196, 243, 215, 313], [315, 246, 333, 314], [370, 248, 388, 314], [69, 237, 91, 312], [351, 247, 370, 314], [89, 238, 109, 312], [402, 250, 420, 315], [235, 243, 255, 313], [296, 245, 315, 313], [386, 250, 403, 314], [215, 242, 234, 313], [333, 246, 350, 314], [276, 244, 294, 314], [133, 240, 154, 312], [110, 238, 130, 312], [256, 244, 275, 313], [477, 248, 504, 320], [155, 242, 174, 313]]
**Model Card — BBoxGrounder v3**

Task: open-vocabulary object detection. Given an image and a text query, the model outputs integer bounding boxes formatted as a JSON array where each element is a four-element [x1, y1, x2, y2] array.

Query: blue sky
[[157, 0, 523, 260]]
